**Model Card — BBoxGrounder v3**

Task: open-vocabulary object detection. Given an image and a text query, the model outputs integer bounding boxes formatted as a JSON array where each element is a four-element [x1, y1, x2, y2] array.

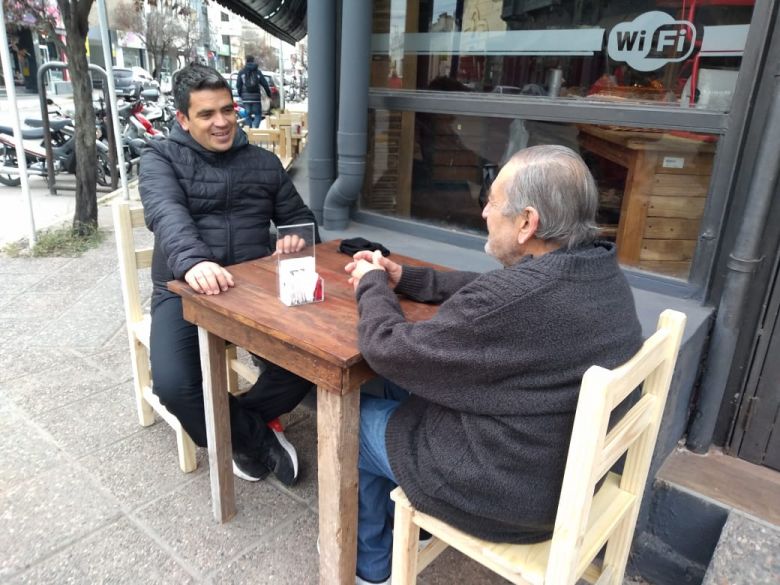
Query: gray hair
[[173, 63, 231, 115], [503, 145, 599, 249]]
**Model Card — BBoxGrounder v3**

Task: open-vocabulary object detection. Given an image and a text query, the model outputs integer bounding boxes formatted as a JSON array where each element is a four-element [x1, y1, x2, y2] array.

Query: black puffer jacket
[[139, 124, 317, 306]]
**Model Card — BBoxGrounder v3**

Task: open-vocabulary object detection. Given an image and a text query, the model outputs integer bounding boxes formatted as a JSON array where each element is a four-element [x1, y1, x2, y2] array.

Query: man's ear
[[516, 207, 540, 245], [175, 110, 189, 132]]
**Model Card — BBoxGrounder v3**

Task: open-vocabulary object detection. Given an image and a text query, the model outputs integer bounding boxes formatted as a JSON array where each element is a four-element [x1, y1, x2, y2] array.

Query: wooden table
[[168, 240, 439, 585], [578, 125, 716, 278]]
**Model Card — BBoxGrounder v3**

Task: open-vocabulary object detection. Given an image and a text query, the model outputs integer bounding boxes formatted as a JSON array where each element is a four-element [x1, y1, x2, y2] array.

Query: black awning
[[214, 0, 307, 44]]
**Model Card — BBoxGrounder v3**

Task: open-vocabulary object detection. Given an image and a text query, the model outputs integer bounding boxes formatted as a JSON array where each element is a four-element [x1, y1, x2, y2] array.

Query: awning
[[214, 0, 307, 45]]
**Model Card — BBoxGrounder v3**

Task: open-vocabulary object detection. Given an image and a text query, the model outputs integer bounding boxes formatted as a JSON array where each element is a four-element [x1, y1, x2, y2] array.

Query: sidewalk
[[0, 150, 654, 584], [0, 182, 517, 584]]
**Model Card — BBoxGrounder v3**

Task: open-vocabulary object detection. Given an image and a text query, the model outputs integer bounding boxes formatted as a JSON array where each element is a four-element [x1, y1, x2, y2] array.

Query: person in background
[[236, 55, 272, 128], [140, 63, 317, 486], [344, 145, 643, 585]]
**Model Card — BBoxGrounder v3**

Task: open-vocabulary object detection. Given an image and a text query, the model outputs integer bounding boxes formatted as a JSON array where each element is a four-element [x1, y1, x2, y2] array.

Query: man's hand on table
[[274, 234, 307, 254], [345, 250, 403, 291], [184, 261, 235, 295]]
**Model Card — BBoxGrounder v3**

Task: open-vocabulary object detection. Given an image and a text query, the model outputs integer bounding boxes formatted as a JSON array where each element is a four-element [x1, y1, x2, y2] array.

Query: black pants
[[149, 295, 312, 455]]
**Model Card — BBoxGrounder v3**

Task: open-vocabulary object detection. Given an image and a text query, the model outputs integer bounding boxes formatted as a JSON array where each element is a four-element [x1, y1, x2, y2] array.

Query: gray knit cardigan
[[354, 241, 642, 543]]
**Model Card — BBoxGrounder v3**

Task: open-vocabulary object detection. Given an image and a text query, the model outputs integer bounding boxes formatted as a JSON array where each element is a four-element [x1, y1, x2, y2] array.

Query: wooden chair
[[390, 309, 687, 585], [245, 127, 294, 170], [113, 200, 258, 472]]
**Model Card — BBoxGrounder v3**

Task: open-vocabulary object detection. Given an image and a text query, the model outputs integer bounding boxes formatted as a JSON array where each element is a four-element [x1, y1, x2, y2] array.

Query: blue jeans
[[245, 101, 262, 128], [357, 382, 410, 582]]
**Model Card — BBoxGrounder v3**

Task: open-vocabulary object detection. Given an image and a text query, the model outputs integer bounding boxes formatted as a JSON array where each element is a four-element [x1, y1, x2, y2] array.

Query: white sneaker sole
[[271, 428, 299, 479], [232, 460, 262, 482]]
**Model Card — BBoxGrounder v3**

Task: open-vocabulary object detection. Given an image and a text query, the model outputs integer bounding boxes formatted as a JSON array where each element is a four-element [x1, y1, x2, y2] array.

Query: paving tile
[[80, 422, 208, 511], [0, 401, 68, 492], [0, 256, 73, 276], [0, 463, 121, 578], [0, 272, 50, 297], [0, 344, 80, 383], [134, 468, 309, 575], [77, 334, 134, 383], [210, 510, 320, 584], [702, 511, 780, 585], [0, 292, 72, 320], [5, 517, 196, 585], [30, 253, 118, 295], [35, 382, 142, 458], [0, 359, 117, 416], [0, 316, 49, 347]]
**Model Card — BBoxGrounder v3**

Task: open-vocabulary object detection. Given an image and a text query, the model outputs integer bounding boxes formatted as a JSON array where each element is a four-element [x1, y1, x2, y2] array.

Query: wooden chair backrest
[[245, 127, 293, 169], [545, 309, 686, 583], [113, 200, 152, 328]]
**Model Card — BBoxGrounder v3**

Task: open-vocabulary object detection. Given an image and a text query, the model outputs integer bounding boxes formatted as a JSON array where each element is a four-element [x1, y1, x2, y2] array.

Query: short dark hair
[[246, 55, 255, 63], [173, 63, 231, 115]]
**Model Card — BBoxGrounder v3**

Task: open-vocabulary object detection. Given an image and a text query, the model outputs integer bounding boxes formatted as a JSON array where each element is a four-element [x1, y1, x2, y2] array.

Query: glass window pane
[[371, 0, 754, 112], [362, 109, 719, 280]]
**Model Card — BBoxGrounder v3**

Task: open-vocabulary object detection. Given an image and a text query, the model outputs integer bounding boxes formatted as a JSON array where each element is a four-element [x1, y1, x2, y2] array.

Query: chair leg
[[131, 339, 155, 426], [176, 426, 198, 473], [225, 344, 240, 396], [391, 500, 421, 585]]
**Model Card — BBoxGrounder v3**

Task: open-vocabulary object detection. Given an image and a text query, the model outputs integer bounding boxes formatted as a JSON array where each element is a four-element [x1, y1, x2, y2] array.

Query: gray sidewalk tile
[[1, 360, 119, 416], [34, 382, 141, 458], [210, 511, 320, 584], [0, 343, 79, 384], [0, 273, 50, 298], [0, 463, 121, 578], [5, 517, 196, 585], [76, 331, 135, 383], [0, 256, 73, 276], [0, 292, 73, 320], [0, 316, 50, 347], [418, 547, 511, 585], [80, 423, 207, 511], [133, 471, 308, 575], [0, 401, 68, 492]]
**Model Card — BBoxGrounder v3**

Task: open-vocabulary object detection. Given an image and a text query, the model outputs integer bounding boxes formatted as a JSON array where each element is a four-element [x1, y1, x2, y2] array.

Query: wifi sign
[[608, 11, 696, 72]]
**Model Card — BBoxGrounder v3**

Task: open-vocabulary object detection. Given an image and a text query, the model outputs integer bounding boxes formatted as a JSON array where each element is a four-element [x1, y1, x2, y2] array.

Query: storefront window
[[363, 109, 718, 280], [372, 0, 753, 112]]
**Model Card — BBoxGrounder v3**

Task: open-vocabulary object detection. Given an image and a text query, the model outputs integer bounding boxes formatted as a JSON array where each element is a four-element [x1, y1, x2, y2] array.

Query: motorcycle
[[0, 115, 112, 187]]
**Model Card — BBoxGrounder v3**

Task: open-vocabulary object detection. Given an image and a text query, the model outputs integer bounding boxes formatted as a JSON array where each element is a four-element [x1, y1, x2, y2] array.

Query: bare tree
[[5, 0, 99, 234], [114, 0, 196, 78]]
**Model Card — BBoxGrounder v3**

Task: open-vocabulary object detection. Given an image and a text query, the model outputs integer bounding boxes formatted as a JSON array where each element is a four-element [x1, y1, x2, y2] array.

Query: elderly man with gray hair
[[344, 145, 643, 585]]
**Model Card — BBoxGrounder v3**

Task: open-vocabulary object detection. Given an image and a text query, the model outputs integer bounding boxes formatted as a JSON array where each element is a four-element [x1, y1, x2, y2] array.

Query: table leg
[[197, 326, 236, 523], [317, 385, 360, 585]]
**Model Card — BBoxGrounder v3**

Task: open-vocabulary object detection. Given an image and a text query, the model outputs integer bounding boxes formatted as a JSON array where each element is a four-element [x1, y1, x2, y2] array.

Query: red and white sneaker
[[264, 417, 299, 485]]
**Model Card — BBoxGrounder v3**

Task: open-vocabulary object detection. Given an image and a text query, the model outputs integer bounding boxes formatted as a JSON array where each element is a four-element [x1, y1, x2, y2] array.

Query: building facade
[[305, 0, 780, 581]]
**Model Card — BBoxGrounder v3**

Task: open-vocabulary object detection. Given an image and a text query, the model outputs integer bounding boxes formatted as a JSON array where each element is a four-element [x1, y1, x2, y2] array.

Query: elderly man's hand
[[184, 261, 235, 295], [345, 250, 402, 291], [274, 234, 307, 255]]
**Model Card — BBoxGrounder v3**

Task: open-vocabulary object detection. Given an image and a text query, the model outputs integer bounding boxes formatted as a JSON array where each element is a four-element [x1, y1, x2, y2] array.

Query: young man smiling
[[139, 64, 318, 486]]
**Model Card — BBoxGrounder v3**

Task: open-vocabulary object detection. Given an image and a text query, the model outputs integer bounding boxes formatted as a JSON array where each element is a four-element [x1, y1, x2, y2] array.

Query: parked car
[[113, 67, 159, 99], [262, 71, 282, 112]]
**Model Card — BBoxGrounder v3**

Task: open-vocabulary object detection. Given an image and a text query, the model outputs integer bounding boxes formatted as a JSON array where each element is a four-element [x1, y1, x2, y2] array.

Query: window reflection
[[363, 110, 718, 280], [372, 0, 754, 111]]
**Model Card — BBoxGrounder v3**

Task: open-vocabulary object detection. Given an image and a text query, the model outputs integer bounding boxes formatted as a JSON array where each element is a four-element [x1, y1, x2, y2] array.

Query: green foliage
[[2, 224, 104, 257]]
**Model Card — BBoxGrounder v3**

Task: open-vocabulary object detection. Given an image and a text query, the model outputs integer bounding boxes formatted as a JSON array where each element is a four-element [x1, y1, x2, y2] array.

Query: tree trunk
[[59, 0, 98, 234]]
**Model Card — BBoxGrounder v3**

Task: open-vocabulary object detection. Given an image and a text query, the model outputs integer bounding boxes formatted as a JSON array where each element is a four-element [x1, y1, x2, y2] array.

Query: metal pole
[[687, 67, 780, 452], [0, 2, 36, 246], [96, 0, 129, 199], [278, 37, 285, 112]]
